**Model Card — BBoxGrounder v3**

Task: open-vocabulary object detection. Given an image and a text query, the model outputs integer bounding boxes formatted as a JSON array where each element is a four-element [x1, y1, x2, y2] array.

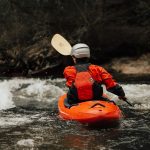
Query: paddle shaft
[[123, 99, 133, 107]]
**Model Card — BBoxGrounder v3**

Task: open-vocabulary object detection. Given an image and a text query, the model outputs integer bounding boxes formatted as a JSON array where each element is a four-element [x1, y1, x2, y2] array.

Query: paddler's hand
[[118, 96, 127, 101]]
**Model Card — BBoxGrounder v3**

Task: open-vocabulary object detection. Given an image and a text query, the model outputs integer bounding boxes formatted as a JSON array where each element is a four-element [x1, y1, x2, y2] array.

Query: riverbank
[[0, 0, 149, 79], [0, 53, 149, 83], [102, 53, 150, 83], [110, 53, 150, 74]]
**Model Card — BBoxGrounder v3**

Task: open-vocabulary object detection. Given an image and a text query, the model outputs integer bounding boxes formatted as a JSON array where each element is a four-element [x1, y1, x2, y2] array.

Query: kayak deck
[[58, 94, 122, 124]]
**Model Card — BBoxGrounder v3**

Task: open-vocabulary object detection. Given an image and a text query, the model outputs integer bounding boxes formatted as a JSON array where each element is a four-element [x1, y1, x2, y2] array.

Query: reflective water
[[0, 78, 149, 150]]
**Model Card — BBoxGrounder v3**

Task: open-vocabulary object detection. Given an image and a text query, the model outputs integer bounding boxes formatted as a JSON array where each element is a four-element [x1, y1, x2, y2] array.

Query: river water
[[0, 78, 149, 150]]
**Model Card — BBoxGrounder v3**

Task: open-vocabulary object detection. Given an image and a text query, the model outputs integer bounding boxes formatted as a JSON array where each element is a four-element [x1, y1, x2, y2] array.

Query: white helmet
[[71, 43, 90, 58]]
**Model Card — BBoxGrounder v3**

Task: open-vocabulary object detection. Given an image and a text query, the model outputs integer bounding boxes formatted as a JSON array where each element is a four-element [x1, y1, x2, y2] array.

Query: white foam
[[122, 84, 150, 99], [133, 103, 150, 110], [17, 139, 34, 148], [103, 84, 150, 109], [0, 78, 65, 110], [0, 78, 39, 110], [0, 78, 149, 110], [0, 116, 32, 127], [20, 80, 65, 102], [0, 80, 15, 110]]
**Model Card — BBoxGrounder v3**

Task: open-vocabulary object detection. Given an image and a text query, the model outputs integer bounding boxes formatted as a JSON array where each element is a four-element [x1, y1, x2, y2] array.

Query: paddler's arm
[[63, 66, 76, 87], [99, 67, 127, 101], [107, 84, 126, 100]]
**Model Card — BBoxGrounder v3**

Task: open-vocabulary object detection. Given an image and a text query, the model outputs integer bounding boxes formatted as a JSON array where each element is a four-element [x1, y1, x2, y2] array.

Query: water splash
[[0, 78, 65, 110], [104, 84, 150, 110], [23, 80, 65, 102], [0, 78, 149, 110], [0, 116, 32, 127], [0, 80, 15, 110], [122, 84, 150, 110], [17, 139, 34, 149]]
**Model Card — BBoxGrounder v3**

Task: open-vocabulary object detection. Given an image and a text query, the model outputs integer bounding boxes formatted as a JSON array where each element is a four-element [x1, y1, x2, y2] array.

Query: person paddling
[[63, 43, 127, 105]]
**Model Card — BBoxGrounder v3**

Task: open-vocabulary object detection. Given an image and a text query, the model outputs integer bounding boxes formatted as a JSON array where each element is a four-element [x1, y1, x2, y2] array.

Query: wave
[[0, 78, 65, 110], [0, 78, 149, 110]]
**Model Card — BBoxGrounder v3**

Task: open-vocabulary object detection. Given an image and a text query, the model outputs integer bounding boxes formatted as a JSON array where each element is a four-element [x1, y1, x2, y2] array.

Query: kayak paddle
[[51, 34, 72, 55], [51, 34, 134, 107], [123, 99, 133, 107]]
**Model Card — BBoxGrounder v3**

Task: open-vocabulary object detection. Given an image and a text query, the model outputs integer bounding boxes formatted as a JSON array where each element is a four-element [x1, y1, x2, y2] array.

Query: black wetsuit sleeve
[[107, 84, 125, 97]]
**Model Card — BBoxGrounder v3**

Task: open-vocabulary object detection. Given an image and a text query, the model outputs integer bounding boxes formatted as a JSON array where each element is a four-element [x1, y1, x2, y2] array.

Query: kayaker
[[63, 43, 127, 106]]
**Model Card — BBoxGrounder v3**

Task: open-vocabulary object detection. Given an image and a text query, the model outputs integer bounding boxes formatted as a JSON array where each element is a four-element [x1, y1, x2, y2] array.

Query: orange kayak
[[58, 94, 122, 125]]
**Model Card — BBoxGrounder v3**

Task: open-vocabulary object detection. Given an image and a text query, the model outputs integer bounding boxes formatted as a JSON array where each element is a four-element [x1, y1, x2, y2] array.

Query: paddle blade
[[51, 34, 72, 55]]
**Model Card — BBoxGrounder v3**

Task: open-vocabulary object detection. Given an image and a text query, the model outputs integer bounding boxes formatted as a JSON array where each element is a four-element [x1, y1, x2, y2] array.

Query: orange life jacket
[[64, 65, 117, 90], [73, 64, 102, 101]]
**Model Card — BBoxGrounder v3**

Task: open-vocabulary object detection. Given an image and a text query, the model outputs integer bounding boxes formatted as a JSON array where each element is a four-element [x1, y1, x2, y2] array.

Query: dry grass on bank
[[110, 53, 150, 74]]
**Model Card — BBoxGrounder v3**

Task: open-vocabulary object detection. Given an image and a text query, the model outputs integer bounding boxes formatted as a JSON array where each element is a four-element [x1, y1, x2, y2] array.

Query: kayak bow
[[58, 94, 122, 125]]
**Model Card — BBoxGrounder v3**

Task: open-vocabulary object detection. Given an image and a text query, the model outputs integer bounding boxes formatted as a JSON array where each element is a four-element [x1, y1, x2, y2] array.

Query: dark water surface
[[0, 78, 149, 150]]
